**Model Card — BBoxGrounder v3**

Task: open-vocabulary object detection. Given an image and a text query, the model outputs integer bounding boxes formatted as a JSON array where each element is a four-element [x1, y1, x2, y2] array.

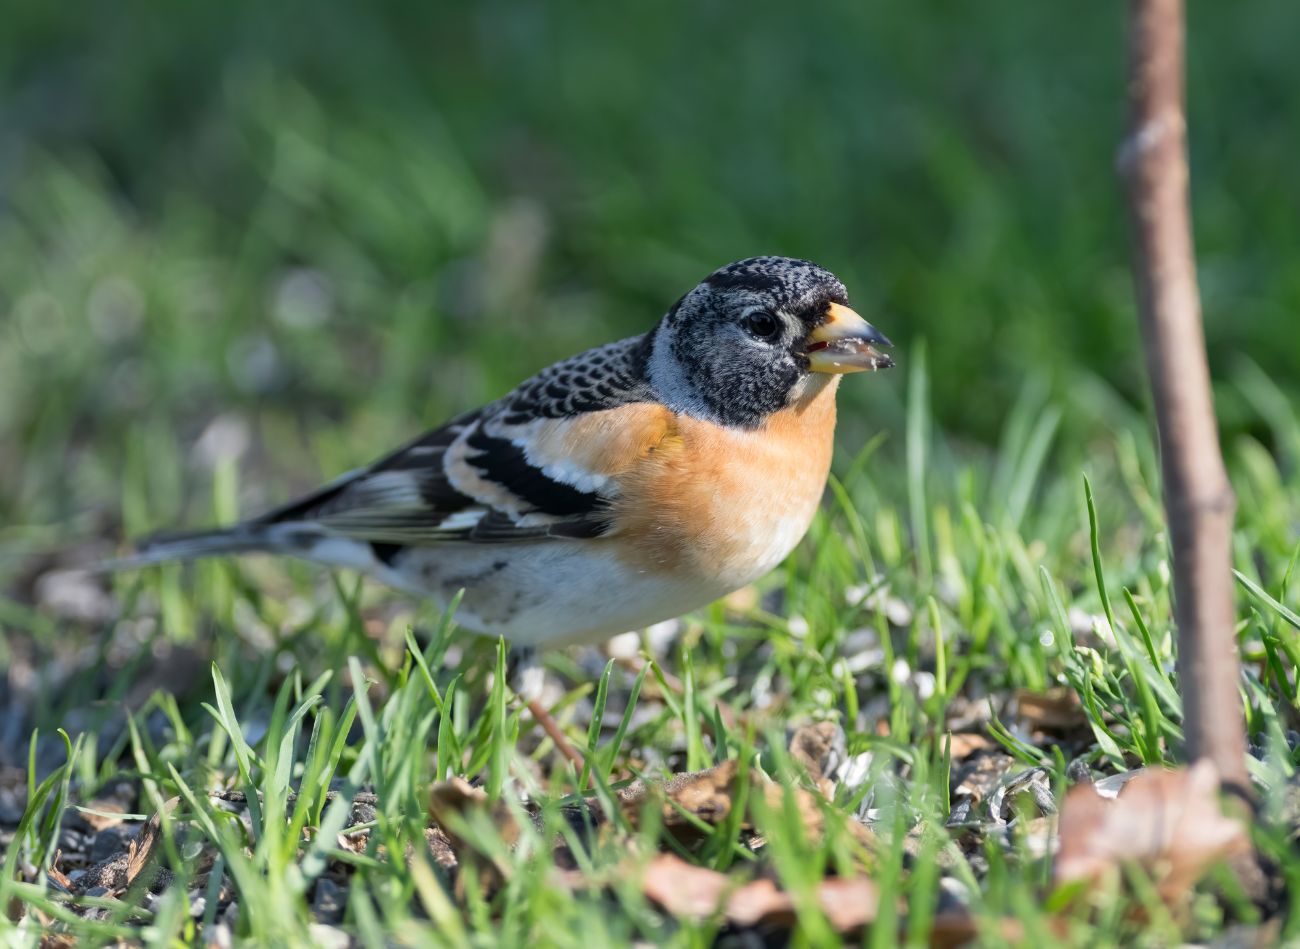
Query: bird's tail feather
[[98, 526, 275, 572], [98, 522, 381, 576]]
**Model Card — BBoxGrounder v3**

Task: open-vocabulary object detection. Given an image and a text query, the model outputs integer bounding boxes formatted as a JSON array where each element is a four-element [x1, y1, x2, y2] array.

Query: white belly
[[385, 541, 736, 647]]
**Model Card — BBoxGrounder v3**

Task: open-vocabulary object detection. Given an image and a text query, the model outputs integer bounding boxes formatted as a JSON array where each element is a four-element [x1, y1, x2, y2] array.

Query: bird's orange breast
[[608, 376, 840, 583]]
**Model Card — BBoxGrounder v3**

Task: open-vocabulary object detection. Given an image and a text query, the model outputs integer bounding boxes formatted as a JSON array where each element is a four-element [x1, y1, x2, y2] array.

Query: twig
[[526, 699, 585, 768], [1120, 0, 1249, 793]]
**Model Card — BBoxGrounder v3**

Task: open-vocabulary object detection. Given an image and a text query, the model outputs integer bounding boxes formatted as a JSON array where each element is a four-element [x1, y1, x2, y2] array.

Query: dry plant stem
[[615, 656, 684, 694], [1120, 0, 1248, 793], [527, 698, 585, 767]]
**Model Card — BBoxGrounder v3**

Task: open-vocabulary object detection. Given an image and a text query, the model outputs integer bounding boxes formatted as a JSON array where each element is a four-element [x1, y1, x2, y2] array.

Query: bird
[[121, 256, 894, 649]]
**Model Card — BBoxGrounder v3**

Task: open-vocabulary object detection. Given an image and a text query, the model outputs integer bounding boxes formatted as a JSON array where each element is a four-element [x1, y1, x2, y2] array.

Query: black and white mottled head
[[646, 256, 894, 428]]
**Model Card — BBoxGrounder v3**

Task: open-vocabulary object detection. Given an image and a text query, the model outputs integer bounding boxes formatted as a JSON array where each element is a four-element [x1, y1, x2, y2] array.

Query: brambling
[[127, 257, 894, 648]]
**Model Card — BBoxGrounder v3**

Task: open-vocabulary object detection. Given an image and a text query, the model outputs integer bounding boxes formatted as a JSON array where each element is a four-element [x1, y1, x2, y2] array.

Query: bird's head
[[646, 256, 894, 428]]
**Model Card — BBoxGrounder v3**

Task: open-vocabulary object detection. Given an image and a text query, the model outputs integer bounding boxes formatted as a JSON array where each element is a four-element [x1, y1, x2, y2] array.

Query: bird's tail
[[99, 521, 382, 577], [99, 525, 278, 572]]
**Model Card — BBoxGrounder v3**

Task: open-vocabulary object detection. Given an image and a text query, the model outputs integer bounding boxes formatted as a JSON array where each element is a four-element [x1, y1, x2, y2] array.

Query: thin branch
[[1120, 0, 1248, 793]]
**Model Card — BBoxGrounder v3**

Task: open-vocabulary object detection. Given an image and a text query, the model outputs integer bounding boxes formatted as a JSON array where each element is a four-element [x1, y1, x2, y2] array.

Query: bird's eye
[[743, 311, 780, 341]]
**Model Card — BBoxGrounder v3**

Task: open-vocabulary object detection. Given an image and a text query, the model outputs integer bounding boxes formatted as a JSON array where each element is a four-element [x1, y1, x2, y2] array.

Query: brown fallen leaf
[[70, 796, 177, 897], [46, 853, 73, 892], [425, 826, 458, 869], [618, 760, 874, 851], [945, 732, 997, 761], [429, 779, 522, 848], [125, 797, 177, 886], [788, 721, 847, 797], [428, 778, 524, 897], [425, 753, 874, 908], [928, 909, 1019, 949], [804, 876, 880, 933], [641, 853, 731, 918], [641, 853, 877, 933], [723, 878, 797, 928], [927, 908, 1076, 948], [1014, 687, 1089, 733], [753, 778, 875, 852], [619, 759, 742, 831], [334, 827, 370, 855], [70, 798, 129, 832], [1054, 759, 1249, 904]]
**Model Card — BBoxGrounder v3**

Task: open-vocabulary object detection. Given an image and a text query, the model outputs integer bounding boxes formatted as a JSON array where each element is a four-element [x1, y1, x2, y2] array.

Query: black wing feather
[[244, 336, 650, 545], [463, 428, 602, 518]]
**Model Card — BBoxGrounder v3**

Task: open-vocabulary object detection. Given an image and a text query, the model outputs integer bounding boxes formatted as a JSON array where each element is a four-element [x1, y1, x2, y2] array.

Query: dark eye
[[743, 311, 780, 340]]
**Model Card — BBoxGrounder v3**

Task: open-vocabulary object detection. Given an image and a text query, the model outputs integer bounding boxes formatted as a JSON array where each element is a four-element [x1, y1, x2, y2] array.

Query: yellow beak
[[805, 302, 895, 374]]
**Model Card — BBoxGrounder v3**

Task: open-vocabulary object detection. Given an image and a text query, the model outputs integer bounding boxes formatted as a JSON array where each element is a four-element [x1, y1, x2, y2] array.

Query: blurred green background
[[2, 0, 1298, 534]]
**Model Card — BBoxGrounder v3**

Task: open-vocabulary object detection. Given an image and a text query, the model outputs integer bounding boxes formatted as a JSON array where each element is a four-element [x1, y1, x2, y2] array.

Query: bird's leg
[[508, 646, 583, 768], [508, 646, 545, 703]]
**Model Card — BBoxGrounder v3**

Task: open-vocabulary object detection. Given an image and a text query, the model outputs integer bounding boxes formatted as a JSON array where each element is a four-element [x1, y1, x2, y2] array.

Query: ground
[[3, 359, 1297, 944]]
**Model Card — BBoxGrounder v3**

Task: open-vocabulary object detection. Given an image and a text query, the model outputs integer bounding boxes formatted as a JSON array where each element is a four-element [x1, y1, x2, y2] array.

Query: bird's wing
[[254, 336, 656, 545]]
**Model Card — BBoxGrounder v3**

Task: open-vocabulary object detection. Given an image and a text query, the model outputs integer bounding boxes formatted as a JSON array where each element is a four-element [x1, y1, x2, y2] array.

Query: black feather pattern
[[236, 340, 643, 547], [501, 336, 653, 420], [464, 427, 603, 518]]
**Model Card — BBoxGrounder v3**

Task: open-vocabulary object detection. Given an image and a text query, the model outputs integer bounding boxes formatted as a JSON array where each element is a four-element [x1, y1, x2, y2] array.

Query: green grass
[[3, 1, 1300, 944], [3, 356, 1298, 944]]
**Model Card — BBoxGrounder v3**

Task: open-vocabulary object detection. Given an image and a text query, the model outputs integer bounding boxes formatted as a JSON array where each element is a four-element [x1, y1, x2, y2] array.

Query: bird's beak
[[805, 302, 895, 373]]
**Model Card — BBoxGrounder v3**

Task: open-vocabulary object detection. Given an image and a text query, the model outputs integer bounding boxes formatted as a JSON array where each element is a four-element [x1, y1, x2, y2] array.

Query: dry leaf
[[788, 721, 847, 796], [47, 855, 72, 891], [641, 854, 876, 933], [73, 798, 128, 832], [618, 759, 741, 835], [926, 909, 1071, 948], [618, 760, 874, 850], [334, 829, 369, 854], [424, 826, 458, 869], [1055, 760, 1249, 903], [946, 733, 997, 761], [726, 878, 797, 928], [1014, 688, 1089, 733], [71, 797, 177, 897], [805, 876, 879, 933], [641, 854, 731, 919], [428, 778, 522, 896], [756, 779, 875, 851], [429, 778, 522, 848], [125, 797, 177, 887]]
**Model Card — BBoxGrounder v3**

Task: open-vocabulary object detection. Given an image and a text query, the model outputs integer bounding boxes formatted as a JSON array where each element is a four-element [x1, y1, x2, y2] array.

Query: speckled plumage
[[126, 257, 894, 646], [498, 336, 653, 424]]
